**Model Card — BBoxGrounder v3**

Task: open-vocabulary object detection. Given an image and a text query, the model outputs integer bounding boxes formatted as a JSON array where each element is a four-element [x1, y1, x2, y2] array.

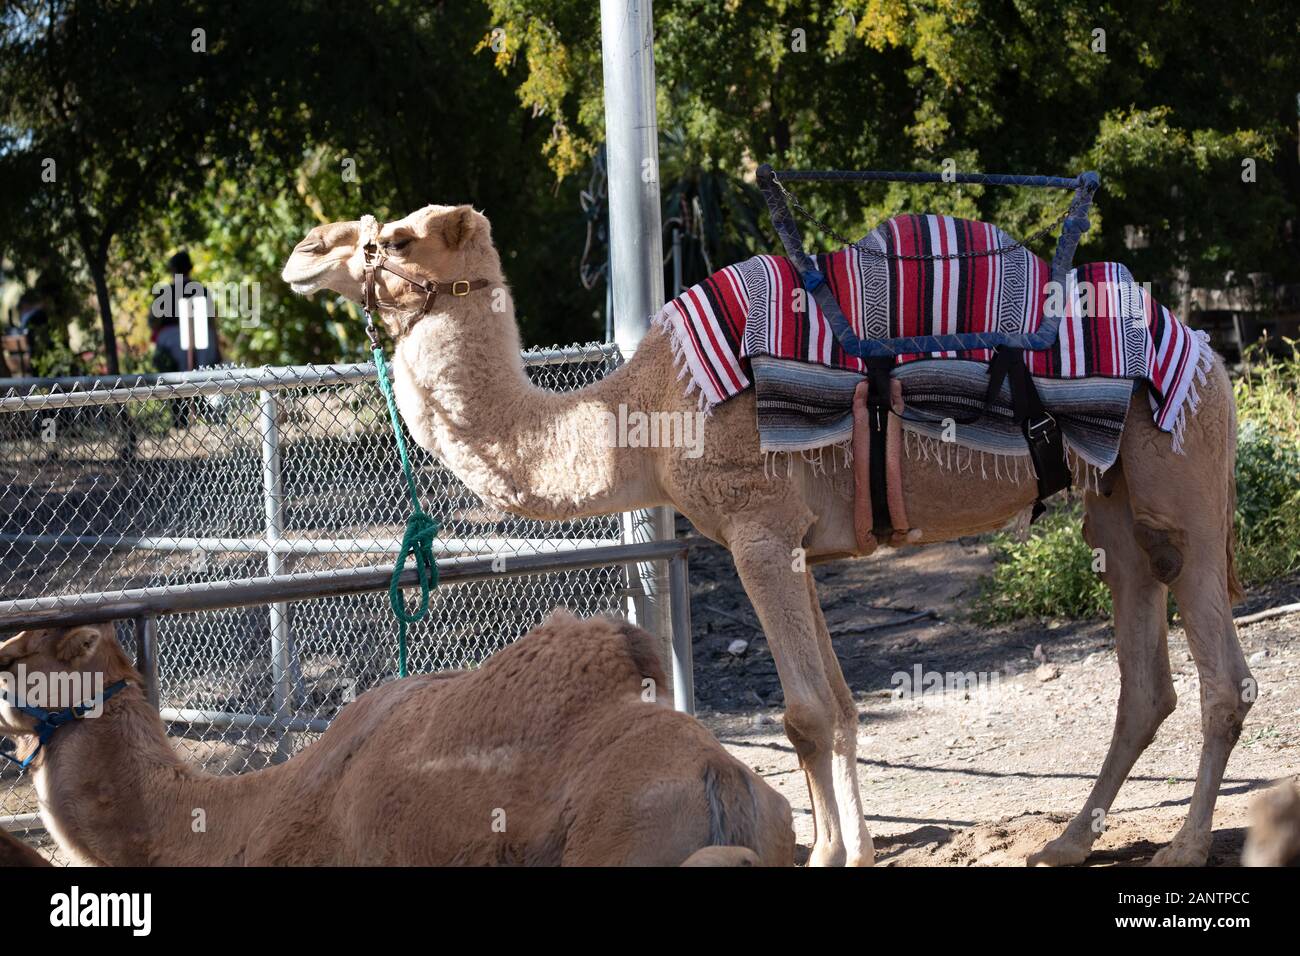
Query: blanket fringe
[[654, 309, 718, 417], [901, 426, 1106, 493], [1169, 330, 1214, 456], [761, 442, 854, 485], [902, 428, 1035, 485]]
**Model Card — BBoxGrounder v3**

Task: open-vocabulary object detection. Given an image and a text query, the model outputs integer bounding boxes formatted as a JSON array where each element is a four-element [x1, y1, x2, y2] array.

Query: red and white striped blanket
[[655, 213, 1211, 447]]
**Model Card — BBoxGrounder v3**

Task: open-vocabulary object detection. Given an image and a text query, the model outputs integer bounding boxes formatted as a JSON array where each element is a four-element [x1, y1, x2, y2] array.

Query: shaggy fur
[[1243, 779, 1300, 867], [0, 616, 793, 866], [283, 204, 1250, 867]]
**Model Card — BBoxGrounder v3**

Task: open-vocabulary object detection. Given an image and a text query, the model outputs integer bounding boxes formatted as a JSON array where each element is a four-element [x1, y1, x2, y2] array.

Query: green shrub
[[1234, 341, 1300, 584], [975, 341, 1300, 623], [975, 504, 1111, 624]]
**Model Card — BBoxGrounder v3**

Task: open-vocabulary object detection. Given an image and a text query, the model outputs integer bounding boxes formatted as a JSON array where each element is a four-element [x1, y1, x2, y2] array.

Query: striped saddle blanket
[[655, 213, 1211, 461]]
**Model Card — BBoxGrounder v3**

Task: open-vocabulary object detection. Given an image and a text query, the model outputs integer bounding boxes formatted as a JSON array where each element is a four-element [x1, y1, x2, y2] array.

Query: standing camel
[[0, 616, 792, 866], [283, 204, 1250, 867]]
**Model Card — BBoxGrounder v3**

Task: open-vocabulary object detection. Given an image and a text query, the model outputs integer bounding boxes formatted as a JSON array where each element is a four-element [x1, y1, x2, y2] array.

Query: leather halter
[[0, 679, 130, 769], [360, 216, 490, 346]]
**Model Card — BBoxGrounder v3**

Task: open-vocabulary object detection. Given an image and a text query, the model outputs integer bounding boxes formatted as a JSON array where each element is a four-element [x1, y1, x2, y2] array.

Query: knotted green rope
[[372, 345, 439, 677]]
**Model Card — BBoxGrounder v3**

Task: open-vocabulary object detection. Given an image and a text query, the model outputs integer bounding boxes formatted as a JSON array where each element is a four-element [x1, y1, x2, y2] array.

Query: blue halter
[[0, 680, 129, 770]]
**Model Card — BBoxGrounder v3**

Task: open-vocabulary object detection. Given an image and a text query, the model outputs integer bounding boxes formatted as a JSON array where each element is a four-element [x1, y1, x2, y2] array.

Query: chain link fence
[[0, 343, 681, 863]]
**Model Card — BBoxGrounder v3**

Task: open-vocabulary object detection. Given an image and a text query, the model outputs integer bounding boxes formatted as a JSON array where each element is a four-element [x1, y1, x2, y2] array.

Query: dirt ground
[[689, 532, 1300, 866]]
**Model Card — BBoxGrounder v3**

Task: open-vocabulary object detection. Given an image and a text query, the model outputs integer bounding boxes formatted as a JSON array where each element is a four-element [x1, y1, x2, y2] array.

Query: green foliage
[[484, 0, 1300, 291], [975, 505, 1111, 624], [979, 342, 1300, 623], [1, 0, 606, 372], [3, 0, 1299, 371], [1233, 342, 1300, 584]]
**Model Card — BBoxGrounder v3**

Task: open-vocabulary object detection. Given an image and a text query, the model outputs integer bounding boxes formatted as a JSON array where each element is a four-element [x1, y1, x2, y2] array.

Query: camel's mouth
[[281, 264, 330, 295], [281, 247, 354, 295]]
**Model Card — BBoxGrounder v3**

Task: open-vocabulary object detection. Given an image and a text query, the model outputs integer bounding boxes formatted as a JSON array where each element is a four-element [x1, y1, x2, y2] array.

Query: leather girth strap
[[984, 347, 1072, 522], [864, 357, 894, 536]]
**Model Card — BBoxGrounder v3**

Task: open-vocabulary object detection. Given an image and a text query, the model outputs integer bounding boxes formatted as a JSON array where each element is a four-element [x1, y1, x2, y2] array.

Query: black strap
[[865, 357, 893, 535], [990, 347, 1071, 521]]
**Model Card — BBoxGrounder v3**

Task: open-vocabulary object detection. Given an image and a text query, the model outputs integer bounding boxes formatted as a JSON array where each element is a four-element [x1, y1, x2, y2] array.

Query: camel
[[0, 615, 793, 866], [282, 203, 1250, 867], [0, 826, 49, 866], [1242, 779, 1300, 866]]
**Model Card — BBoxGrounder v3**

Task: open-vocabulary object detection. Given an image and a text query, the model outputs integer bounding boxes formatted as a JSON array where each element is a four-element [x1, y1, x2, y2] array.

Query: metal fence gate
[[0, 343, 693, 863]]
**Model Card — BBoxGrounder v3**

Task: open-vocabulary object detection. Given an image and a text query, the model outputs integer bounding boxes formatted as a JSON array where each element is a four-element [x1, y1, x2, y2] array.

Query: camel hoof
[[1149, 839, 1210, 867], [846, 847, 876, 867], [808, 841, 848, 867], [1026, 834, 1091, 867]]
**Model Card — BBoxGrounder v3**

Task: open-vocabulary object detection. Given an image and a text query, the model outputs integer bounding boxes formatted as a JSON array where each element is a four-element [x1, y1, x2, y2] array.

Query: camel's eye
[[384, 238, 412, 254]]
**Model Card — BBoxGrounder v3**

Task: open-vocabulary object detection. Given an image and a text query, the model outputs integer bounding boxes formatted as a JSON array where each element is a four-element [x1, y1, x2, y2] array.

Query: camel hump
[[503, 609, 668, 698]]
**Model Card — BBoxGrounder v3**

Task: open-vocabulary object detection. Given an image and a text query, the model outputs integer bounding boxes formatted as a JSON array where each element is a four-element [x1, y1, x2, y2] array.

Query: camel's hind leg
[[726, 518, 870, 866], [1124, 363, 1251, 866], [1038, 359, 1249, 866], [1028, 467, 1177, 866]]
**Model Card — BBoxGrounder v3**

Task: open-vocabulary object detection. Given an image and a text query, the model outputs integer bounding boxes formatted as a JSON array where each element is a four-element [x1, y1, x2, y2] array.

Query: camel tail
[[1226, 475, 1244, 605], [689, 761, 793, 866], [703, 762, 760, 849], [1222, 359, 1245, 605]]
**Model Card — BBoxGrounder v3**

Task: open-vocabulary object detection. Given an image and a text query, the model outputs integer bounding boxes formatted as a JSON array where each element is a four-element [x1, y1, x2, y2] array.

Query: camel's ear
[[438, 205, 479, 249], [54, 626, 103, 666]]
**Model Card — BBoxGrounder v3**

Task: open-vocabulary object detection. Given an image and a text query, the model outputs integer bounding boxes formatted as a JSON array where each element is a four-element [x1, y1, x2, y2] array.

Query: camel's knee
[[1118, 684, 1177, 748], [1201, 673, 1254, 743], [783, 698, 834, 763], [1133, 522, 1185, 585], [1133, 522, 1184, 584]]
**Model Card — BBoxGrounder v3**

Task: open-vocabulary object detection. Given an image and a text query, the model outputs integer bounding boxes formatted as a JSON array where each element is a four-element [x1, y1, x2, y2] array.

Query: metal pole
[[133, 615, 159, 710], [672, 226, 683, 297], [668, 552, 694, 714], [600, 0, 679, 685], [258, 389, 295, 762]]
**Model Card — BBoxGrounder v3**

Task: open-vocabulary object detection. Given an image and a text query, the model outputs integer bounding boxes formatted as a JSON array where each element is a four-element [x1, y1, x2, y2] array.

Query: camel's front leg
[[806, 573, 874, 865], [728, 522, 870, 866]]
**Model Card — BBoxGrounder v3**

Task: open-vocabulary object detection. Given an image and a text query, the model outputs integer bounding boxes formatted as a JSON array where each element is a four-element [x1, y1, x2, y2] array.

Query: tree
[[482, 0, 1300, 298], [0, 0, 306, 372]]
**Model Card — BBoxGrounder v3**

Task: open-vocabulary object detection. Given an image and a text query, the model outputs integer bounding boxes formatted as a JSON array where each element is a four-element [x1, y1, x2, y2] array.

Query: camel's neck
[[390, 292, 685, 521], [36, 693, 267, 866]]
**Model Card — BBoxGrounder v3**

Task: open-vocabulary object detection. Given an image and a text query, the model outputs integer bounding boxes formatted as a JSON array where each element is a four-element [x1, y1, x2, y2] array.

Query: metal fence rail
[[0, 344, 693, 862]]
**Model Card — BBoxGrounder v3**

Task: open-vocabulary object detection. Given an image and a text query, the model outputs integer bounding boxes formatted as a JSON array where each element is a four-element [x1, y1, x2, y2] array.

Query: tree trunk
[[89, 258, 120, 375]]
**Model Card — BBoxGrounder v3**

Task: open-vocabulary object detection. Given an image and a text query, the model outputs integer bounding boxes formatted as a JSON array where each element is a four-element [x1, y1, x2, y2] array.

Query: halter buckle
[[451, 280, 472, 296]]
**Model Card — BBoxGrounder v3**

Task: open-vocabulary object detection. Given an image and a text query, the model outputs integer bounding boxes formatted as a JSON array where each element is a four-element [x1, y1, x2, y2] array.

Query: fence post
[[133, 615, 159, 710], [600, 0, 683, 690], [668, 552, 694, 714], [257, 389, 295, 762]]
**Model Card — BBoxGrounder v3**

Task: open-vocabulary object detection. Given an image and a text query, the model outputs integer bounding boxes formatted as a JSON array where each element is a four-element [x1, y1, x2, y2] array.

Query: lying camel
[[283, 203, 1249, 866], [0, 614, 792, 866], [1242, 779, 1300, 866]]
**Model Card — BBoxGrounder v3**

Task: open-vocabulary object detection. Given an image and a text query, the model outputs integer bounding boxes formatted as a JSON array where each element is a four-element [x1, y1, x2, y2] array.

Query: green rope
[[372, 345, 439, 677]]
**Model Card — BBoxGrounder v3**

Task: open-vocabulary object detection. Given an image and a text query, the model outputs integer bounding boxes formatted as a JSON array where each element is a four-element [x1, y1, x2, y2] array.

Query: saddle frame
[[755, 165, 1100, 359]]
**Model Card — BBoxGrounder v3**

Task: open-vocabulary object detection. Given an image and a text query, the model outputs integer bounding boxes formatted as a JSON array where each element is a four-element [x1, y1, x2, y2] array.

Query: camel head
[[281, 204, 503, 339], [0, 624, 135, 741]]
